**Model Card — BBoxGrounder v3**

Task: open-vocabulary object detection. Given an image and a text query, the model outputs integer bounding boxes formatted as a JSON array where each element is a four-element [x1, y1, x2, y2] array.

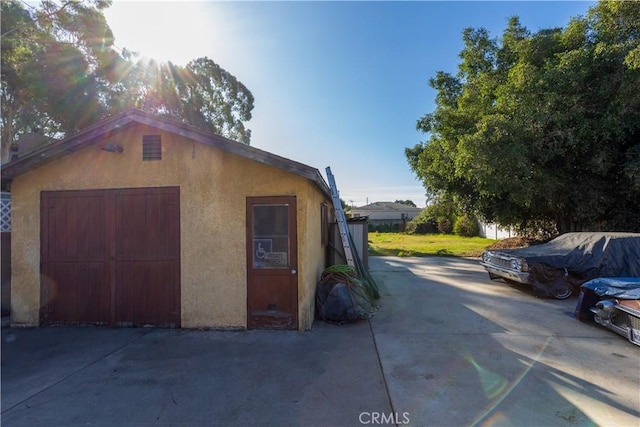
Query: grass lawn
[[368, 232, 495, 257]]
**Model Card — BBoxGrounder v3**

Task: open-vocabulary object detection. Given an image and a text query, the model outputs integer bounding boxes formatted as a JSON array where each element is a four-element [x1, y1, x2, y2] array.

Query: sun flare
[[104, 1, 219, 66]]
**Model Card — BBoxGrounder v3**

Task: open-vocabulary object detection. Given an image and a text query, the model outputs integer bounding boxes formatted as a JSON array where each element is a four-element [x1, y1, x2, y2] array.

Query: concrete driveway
[[2, 256, 639, 426], [369, 257, 639, 426]]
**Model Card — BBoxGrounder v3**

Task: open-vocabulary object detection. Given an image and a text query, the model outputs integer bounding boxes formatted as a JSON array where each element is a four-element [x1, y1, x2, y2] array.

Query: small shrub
[[453, 215, 480, 237], [405, 217, 438, 234], [438, 218, 453, 234]]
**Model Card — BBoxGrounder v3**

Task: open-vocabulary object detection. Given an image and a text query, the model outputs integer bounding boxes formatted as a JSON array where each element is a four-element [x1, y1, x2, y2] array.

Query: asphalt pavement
[[2, 256, 639, 426]]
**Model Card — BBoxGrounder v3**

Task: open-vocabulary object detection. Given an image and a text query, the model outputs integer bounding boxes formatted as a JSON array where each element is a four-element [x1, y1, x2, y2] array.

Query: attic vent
[[142, 135, 162, 161]]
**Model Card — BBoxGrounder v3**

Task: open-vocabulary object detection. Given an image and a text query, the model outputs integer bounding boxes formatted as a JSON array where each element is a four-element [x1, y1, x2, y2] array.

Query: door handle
[[291, 269, 297, 275]]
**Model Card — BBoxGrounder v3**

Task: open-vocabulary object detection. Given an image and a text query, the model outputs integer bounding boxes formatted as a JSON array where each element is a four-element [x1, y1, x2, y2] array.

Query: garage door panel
[[115, 192, 179, 261], [41, 187, 180, 327], [116, 261, 179, 326], [42, 193, 106, 262], [42, 262, 110, 324], [78, 262, 110, 323], [114, 188, 180, 326]]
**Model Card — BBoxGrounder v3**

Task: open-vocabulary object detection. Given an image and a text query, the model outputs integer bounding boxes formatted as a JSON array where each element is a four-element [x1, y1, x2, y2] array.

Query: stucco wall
[[10, 125, 329, 330], [296, 184, 329, 330]]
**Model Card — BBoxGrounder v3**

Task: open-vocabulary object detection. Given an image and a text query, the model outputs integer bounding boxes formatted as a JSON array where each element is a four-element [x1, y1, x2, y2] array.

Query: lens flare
[[464, 354, 508, 399], [469, 337, 553, 427]]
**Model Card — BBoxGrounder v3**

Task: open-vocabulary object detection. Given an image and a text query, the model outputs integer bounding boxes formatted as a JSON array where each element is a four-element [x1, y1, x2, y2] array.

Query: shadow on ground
[[368, 256, 640, 426]]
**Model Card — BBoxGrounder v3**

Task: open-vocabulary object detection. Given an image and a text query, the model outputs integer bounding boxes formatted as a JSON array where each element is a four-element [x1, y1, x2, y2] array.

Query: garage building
[[2, 109, 332, 330]]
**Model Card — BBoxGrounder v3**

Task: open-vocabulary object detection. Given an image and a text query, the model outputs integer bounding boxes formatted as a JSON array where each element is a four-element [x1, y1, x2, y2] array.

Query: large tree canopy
[[406, 0, 640, 234], [1, 0, 254, 162]]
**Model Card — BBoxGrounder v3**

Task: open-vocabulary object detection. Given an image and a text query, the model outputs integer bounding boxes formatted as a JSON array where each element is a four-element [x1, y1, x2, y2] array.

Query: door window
[[252, 204, 290, 269]]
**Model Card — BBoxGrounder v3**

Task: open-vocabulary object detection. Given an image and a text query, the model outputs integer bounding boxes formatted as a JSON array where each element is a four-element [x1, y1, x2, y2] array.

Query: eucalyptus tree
[[1, 0, 254, 162], [1, 0, 115, 160], [122, 57, 254, 145]]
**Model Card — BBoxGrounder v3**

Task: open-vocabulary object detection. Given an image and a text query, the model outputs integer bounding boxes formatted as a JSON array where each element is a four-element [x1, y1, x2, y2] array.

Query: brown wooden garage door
[[40, 187, 180, 327]]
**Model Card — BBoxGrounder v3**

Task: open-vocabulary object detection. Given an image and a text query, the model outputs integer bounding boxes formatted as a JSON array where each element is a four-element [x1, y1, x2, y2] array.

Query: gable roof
[[1, 109, 330, 196], [353, 202, 422, 212]]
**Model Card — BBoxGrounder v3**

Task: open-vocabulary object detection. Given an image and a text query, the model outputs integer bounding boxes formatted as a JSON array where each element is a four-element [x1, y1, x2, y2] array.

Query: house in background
[[1, 109, 332, 331], [349, 201, 422, 231]]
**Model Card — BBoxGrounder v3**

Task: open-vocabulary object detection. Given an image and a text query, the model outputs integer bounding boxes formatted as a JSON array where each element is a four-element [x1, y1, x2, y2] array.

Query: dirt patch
[[485, 237, 535, 250]]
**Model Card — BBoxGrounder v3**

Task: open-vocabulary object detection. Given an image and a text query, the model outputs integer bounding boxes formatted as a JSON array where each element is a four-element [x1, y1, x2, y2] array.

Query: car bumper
[[480, 262, 531, 284], [591, 300, 640, 347]]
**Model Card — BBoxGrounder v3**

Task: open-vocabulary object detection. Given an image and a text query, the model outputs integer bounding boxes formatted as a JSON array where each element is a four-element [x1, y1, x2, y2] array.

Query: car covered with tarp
[[575, 277, 640, 346], [480, 232, 640, 299]]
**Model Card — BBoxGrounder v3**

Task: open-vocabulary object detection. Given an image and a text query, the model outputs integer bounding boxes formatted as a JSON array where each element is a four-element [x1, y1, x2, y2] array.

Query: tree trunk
[[0, 110, 15, 164]]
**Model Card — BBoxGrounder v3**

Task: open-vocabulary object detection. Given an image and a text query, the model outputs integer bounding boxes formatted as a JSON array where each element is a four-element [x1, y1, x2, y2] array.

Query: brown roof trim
[[2, 109, 330, 197]]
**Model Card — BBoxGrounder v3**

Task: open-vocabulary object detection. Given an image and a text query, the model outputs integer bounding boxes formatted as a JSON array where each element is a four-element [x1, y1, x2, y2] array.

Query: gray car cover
[[494, 232, 640, 279]]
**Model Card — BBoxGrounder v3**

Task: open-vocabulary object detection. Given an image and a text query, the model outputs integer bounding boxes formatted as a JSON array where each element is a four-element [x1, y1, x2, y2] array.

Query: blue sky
[[105, 1, 595, 208]]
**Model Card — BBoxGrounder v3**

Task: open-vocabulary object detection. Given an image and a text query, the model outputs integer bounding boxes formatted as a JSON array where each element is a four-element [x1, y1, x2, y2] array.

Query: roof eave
[[1, 109, 332, 198], [2, 110, 137, 179]]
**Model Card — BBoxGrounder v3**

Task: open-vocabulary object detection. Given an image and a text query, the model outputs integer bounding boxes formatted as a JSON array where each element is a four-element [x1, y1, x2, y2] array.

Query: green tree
[[453, 214, 480, 237], [340, 198, 351, 212], [405, 193, 458, 235], [1, 0, 254, 162], [1, 0, 114, 160], [406, 1, 640, 234], [109, 56, 254, 145]]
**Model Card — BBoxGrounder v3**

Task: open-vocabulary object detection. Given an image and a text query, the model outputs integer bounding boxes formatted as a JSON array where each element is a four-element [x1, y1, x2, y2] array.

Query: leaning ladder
[[325, 167, 355, 267]]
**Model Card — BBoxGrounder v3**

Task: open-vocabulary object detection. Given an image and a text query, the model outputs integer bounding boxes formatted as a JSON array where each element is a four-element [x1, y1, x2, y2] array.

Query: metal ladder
[[325, 167, 355, 267]]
